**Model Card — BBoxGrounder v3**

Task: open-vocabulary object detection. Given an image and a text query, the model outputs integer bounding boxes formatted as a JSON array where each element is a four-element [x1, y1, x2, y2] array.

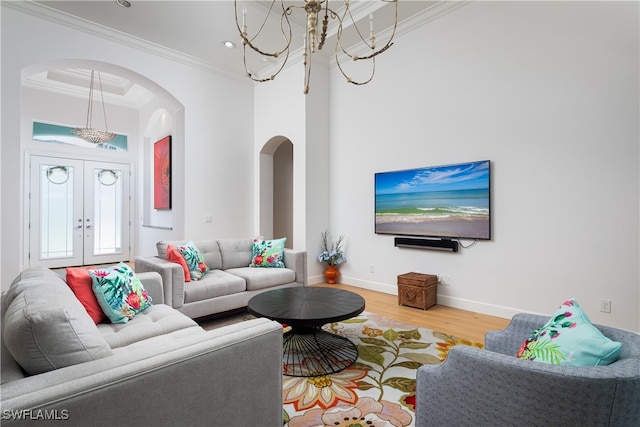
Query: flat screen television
[[375, 160, 491, 240]]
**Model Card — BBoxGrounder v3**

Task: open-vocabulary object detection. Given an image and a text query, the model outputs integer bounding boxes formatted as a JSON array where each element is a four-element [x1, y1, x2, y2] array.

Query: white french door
[[29, 155, 131, 268]]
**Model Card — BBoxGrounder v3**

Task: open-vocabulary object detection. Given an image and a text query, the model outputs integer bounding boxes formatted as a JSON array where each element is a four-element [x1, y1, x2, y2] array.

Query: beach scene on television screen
[[375, 160, 490, 239]]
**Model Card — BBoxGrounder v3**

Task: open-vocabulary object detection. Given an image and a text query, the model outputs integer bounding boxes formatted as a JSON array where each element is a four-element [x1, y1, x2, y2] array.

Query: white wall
[[254, 64, 306, 246], [1, 4, 254, 286], [2, 1, 637, 332], [253, 58, 331, 281], [329, 1, 639, 331]]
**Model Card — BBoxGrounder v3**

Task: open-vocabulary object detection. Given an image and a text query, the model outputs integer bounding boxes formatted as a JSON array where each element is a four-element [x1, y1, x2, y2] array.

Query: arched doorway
[[260, 136, 293, 248], [20, 59, 185, 268]]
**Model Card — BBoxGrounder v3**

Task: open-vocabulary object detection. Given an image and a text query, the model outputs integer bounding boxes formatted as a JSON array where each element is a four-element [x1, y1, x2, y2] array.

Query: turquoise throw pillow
[[177, 241, 209, 280], [90, 262, 152, 323], [516, 298, 622, 366], [250, 238, 286, 268]]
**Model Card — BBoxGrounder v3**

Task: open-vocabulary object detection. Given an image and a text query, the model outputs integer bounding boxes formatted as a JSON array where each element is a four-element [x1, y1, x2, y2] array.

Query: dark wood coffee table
[[247, 286, 365, 377]]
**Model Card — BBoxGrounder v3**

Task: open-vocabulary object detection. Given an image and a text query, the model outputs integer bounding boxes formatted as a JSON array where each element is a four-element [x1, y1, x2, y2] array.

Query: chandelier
[[72, 70, 116, 144], [234, 0, 398, 94]]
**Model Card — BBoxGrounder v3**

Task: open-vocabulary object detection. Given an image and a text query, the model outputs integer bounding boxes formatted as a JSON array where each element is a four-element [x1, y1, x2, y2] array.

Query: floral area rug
[[282, 312, 483, 427]]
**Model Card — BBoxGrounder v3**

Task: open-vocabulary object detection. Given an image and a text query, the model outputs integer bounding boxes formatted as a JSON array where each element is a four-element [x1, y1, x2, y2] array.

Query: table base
[[282, 328, 358, 377]]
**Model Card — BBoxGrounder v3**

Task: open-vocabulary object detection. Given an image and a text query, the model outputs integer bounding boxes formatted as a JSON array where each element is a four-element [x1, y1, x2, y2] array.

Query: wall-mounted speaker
[[394, 237, 459, 252]]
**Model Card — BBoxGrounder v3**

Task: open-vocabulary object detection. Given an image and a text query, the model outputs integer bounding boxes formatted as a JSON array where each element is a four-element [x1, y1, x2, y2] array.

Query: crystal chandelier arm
[[85, 70, 95, 128], [97, 72, 111, 132], [72, 69, 116, 144]]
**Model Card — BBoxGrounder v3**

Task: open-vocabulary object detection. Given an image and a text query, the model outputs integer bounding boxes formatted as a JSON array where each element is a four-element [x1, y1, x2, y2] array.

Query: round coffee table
[[247, 286, 365, 377]]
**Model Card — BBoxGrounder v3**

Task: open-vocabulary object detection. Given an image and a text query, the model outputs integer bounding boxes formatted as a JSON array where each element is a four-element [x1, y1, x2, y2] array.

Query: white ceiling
[[17, 0, 464, 105]]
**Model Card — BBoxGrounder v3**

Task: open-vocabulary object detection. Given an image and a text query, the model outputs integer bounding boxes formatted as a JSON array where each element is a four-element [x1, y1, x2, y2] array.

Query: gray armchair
[[415, 313, 640, 426]]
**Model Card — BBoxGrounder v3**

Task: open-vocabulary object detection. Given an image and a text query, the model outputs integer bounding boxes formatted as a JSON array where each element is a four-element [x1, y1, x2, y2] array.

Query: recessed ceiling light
[[222, 41, 236, 49], [116, 0, 132, 8]]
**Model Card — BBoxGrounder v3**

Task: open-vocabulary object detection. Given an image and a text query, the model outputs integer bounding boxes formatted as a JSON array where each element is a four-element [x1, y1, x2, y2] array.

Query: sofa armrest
[[416, 344, 621, 427], [135, 257, 185, 309], [284, 249, 307, 286], [484, 312, 547, 355], [135, 271, 164, 304], [1, 318, 283, 427]]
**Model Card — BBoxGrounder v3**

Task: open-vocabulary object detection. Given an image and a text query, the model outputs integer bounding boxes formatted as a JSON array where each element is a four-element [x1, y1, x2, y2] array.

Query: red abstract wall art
[[154, 136, 171, 209]]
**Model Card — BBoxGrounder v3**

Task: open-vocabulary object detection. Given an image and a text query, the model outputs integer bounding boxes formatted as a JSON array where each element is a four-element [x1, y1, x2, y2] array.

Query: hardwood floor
[[313, 282, 511, 344]]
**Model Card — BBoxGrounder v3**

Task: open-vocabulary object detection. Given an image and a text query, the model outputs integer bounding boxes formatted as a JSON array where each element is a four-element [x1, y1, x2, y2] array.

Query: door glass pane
[[40, 165, 74, 258], [93, 168, 123, 255]]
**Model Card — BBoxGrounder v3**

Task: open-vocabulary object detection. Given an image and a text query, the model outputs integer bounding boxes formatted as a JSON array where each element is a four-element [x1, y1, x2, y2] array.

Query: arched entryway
[[19, 59, 185, 268], [259, 136, 293, 248]]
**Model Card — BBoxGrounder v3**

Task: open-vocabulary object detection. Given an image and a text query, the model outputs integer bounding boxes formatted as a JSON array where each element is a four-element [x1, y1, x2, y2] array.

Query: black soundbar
[[394, 237, 459, 252]]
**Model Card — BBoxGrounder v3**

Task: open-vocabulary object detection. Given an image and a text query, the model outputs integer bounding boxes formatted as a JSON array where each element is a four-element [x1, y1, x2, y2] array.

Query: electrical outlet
[[204, 215, 213, 223], [439, 274, 451, 286], [369, 265, 375, 273], [599, 298, 611, 313]]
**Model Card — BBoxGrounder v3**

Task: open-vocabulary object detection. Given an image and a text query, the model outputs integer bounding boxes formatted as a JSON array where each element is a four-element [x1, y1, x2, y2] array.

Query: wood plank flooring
[[313, 282, 511, 344]]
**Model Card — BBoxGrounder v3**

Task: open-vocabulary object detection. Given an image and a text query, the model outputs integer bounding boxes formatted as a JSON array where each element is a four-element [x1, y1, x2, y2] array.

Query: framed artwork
[[154, 136, 172, 210]]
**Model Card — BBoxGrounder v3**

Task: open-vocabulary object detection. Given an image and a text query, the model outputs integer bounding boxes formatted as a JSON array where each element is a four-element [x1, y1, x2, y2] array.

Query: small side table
[[397, 272, 438, 310]]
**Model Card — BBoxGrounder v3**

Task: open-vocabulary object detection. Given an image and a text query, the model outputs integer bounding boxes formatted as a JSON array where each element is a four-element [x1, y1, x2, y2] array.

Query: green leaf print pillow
[[516, 298, 622, 366], [90, 262, 153, 323], [177, 241, 209, 280]]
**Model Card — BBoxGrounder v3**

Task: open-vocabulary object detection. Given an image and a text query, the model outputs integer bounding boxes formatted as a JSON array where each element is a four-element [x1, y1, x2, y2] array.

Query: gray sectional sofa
[[134, 238, 307, 319], [1, 266, 283, 426]]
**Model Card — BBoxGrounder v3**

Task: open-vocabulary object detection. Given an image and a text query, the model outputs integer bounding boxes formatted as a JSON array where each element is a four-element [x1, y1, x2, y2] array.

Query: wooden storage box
[[397, 272, 438, 310]]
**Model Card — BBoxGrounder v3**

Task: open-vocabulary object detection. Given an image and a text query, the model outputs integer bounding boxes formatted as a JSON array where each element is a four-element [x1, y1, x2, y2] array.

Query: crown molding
[[256, 1, 470, 81], [4, 0, 252, 86], [332, 0, 471, 66], [5, 1, 469, 89]]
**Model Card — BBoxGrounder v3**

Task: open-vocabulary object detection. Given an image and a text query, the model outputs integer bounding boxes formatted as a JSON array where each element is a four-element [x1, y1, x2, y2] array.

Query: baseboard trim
[[311, 274, 522, 320]]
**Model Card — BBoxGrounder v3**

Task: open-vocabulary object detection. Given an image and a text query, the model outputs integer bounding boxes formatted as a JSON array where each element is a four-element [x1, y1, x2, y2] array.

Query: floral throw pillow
[[178, 241, 209, 280], [515, 298, 622, 366], [250, 237, 286, 268], [89, 262, 152, 324]]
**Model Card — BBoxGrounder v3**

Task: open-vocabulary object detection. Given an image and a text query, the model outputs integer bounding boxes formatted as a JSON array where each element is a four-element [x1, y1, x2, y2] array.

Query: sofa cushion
[[217, 238, 254, 269], [226, 267, 296, 291], [3, 271, 112, 375], [90, 263, 153, 324], [516, 298, 622, 366], [98, 304, 199, 349], [157, 240, 223, 270], [166, 244, 191, 282], [250, 238, 286, 268], [66, 267, 108, 324], [177, 241, 210, 280], [183, 270, 246, 304]]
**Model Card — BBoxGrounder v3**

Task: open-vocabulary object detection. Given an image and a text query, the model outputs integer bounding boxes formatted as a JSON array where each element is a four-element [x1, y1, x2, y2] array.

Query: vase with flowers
[[317, 230, 346, 284]]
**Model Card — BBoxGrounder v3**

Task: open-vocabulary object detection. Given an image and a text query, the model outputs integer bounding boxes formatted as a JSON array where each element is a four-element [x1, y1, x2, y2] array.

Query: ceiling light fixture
[[115, 0, 132, 8], [72, 70, 116, 144], [234, 0, 397, 94], [222, 40, 236, 49]]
